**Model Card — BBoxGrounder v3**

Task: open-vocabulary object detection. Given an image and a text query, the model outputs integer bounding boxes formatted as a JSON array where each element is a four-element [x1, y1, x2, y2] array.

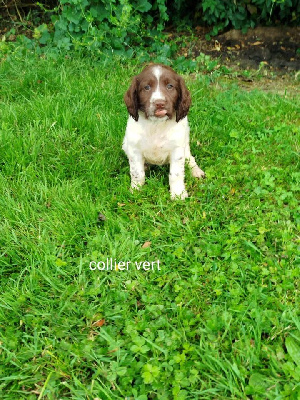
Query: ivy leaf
[[136, 0, 152, 12]]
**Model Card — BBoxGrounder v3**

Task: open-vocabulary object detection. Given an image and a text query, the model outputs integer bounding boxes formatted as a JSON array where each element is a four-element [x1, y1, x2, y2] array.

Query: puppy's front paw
[[191, 165, 205, 179], [130, 182, 143, 193], [130, 177, 145, 189], [171, 190, 189, 200]]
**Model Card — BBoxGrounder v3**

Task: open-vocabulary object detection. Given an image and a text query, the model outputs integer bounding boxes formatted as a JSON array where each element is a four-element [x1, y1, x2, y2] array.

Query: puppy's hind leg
[[185, 144, 205, 178]]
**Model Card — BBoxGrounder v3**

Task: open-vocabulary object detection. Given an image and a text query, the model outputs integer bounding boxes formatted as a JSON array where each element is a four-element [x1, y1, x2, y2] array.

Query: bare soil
[[186, 26, 300, 72]]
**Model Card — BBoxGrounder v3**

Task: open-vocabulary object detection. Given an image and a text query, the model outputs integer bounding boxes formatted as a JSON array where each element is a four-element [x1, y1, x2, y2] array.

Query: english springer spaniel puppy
[[123, 64, 205, 199]]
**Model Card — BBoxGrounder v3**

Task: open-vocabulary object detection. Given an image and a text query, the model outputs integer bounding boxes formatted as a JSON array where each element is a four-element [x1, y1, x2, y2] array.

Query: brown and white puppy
[[122, 64, 205, 199]]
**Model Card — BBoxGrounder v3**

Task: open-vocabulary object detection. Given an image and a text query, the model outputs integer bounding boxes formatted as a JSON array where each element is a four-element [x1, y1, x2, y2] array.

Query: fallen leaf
[[93, 319, 105, 327], [142, 241, 151, 248], [108, 348, 119, 353], [98, 212, 106, 221], [137, 300, 143, 308], [214, 40, 221, 51], [253, 41, 263, 45], [118, 202, 126, 207]]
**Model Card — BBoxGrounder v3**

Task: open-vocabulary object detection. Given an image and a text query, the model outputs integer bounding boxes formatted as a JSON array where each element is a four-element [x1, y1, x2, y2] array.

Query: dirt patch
[[1, 10, 299, 75], [188, 26, 300, 72], [210, 73, 299, 97]]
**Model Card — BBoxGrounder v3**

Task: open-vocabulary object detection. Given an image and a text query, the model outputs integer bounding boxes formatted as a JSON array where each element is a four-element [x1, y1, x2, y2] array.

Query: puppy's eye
[[166, 83, 174, 90], [144, 85, 151, 91]]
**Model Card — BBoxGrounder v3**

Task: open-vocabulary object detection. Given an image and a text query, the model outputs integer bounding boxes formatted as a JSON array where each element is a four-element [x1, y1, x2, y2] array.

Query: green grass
[[0, 54, 299, 400]]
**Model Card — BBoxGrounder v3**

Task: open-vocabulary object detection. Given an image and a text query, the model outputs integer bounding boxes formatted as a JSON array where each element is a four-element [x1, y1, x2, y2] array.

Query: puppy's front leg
[[169, 149, 188, 200], [128, 154, 145, 190]]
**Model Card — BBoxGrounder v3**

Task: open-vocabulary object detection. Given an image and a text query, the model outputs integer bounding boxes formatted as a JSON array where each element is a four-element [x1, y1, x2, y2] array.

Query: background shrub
[[1, 0, 299, 56], [199, 0, 300, 36]]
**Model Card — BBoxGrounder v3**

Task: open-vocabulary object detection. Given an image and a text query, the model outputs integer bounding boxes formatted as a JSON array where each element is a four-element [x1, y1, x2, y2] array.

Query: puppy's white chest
[[141, 131, 172, 165]]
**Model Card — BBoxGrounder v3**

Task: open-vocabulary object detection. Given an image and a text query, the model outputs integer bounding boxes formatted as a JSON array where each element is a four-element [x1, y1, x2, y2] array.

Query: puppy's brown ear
[[176, 77, 191, 122], [124, 77, 139, 121]]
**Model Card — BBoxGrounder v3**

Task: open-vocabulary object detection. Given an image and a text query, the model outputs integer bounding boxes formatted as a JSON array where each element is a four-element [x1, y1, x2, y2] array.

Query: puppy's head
[[124, 64, 191, 122]]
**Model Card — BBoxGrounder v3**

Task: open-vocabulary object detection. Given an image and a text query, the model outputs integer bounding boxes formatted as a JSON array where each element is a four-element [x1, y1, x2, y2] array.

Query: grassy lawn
[[0, 54, 299, 399]]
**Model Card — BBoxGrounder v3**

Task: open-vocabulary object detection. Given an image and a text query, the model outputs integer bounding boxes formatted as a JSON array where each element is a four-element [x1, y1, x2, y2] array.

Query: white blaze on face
[[149, 66, 168, 118], [150, 66, 166, 103]]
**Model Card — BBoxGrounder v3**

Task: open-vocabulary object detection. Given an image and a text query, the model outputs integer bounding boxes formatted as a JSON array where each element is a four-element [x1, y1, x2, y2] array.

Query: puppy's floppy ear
[[124, 76, 139, 121], [176, 77, 191, 122]]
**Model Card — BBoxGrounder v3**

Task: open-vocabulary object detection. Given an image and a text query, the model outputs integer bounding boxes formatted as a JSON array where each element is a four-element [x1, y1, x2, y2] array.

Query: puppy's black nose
[[155, 101, 166, 110]]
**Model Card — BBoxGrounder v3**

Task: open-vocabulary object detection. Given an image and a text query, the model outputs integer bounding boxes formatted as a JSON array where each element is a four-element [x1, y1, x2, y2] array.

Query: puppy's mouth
[[144, 104, 171, 120], [154, 109, 168, 117]]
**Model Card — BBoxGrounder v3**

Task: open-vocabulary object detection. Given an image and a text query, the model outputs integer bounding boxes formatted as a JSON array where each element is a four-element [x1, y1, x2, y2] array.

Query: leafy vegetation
[[0, 54, 299, 399], [200, 0, 300, 36], [1, 0, 299, 58]]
